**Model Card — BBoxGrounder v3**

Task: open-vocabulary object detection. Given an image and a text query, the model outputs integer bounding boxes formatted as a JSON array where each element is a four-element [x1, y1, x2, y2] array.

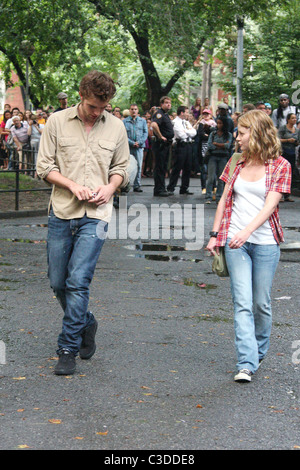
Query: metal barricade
[[0, 147, 51, 211]]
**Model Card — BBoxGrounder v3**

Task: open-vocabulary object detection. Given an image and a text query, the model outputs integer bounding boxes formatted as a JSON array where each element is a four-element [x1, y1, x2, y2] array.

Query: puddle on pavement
[[123, 242, 186, 252], [136, 242, 186, 252], [127, 253, 202, 263], [283, 226, 300, 232], [124, 242, 203, 263]]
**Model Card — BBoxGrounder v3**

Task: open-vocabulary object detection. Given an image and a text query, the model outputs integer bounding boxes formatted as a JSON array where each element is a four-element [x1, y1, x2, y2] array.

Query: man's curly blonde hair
[[238, 110, 281, 162]]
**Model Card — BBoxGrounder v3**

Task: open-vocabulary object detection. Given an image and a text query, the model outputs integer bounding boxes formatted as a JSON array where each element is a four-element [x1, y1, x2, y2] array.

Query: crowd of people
[[1, 92, 299, 202], [0, 105, 48, 172], [118, 93, 299, 203]]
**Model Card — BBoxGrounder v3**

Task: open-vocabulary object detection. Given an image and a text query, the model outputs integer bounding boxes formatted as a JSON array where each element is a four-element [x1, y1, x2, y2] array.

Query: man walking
[[167, 106, 196, 195], [123, 103, 148, 192], [37, 70, 129, 375]]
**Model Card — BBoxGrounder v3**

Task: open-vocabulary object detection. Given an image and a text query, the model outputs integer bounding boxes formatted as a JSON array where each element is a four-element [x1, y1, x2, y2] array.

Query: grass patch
[[0, 173, 42, 190]]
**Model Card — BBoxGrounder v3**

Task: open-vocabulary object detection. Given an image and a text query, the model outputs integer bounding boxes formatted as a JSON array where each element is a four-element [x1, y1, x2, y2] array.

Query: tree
[[0, 0, 96, 107], [88, 0, 286, 109], [0, 0, 288, 109]]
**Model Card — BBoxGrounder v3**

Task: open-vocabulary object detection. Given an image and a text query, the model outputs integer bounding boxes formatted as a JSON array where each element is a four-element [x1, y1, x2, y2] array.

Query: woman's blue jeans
[[47, 209, 107, 355], [225, 240, 280, 373]]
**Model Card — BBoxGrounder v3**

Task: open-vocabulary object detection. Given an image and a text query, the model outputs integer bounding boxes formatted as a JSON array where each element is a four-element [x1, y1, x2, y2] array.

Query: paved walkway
[[0, 179, 300, 450]]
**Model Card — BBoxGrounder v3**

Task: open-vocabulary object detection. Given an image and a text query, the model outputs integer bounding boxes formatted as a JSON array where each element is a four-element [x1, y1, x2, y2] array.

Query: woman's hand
[[228, 228, 251, 249], [205, 237, 219, 256]]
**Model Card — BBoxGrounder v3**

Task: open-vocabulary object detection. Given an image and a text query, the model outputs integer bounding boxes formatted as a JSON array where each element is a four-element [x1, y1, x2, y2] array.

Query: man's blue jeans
[[47, 209, 107, 355], [130, 147, 144, 189], [225, 240, 280, 373]]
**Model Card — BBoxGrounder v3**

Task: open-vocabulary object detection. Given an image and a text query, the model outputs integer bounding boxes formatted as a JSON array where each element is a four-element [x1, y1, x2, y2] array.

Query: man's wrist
[[107, 179, 122, 193]]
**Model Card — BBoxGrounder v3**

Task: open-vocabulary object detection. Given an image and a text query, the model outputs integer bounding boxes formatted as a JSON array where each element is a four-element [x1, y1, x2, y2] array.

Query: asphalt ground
[[0, 178, 300, 452]]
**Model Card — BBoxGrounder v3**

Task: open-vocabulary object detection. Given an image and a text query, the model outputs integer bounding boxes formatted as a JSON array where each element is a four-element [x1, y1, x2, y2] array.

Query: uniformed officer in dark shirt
[[151, 96, 174, 196]]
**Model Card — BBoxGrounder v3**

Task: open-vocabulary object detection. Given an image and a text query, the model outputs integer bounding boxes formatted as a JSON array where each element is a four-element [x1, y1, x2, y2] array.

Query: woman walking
[[206, 110, 291, 383]]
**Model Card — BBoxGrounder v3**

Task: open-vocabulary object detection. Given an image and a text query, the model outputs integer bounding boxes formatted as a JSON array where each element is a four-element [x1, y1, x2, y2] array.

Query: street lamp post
[[236, 16, 244, 112]]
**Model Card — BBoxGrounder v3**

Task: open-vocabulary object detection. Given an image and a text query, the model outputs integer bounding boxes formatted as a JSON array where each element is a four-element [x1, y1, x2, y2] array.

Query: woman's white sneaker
[[234, 369, 253, 382]]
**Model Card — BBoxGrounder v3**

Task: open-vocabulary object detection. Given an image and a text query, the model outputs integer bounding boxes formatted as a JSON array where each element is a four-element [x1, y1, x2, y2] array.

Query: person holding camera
[[28, 115, 43, 173]]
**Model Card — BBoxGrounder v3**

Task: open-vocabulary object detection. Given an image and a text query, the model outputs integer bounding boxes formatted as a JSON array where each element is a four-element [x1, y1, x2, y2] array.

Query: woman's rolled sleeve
[[269, 157, 291, 194]]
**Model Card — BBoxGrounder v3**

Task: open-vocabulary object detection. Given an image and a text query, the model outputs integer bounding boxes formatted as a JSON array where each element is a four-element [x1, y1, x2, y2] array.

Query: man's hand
[[88, 183, 116, 206], [69, 182, 93, 201], [14, 139, 21, 151]]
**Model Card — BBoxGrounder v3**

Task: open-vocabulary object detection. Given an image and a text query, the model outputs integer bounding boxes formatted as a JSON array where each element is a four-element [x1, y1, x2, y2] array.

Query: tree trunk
[[201, 39, 215, 104], [0, 46, 40, 109], [130, 30, 196, 110], [90, 0, 204, 110], [129, 30, 164, 109]]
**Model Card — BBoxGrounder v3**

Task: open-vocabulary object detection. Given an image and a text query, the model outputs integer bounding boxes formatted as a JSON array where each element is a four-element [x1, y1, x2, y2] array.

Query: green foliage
[[0, 0, 97, 106], [0, 0, 292, 109], [215, 2, 300, 107], [88, 0, 291, 107], [111, 58, 201, 111]]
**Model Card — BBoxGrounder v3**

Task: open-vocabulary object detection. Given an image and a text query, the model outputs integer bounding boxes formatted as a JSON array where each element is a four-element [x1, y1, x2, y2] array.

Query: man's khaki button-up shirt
[[36, 104, 130, 222]]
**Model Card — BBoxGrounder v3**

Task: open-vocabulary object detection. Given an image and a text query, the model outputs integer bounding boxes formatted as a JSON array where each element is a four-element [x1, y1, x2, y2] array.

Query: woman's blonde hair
[[238, 110, 281, 162]]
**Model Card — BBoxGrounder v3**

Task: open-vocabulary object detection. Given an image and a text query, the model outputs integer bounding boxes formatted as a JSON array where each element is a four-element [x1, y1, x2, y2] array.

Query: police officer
[[151, 96, 174, 196], [167, 106, 196, 195]]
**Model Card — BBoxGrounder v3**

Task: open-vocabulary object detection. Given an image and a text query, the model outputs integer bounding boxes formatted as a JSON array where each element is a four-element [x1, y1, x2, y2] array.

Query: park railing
[[0, 147, 51, 211]]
